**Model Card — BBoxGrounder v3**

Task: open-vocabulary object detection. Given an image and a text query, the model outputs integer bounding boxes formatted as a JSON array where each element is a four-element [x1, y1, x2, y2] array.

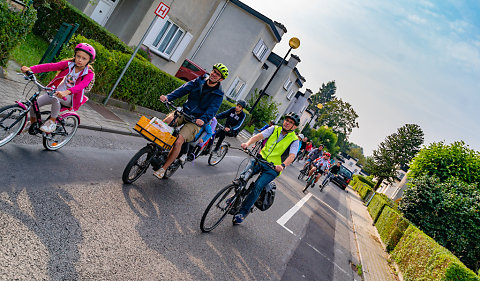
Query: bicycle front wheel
[[122, 145, 154, 184], [200, 184, 237, 232], [0, 104, 27, 147], [208, 144, 228, 166], [43, 115, 79, 151]]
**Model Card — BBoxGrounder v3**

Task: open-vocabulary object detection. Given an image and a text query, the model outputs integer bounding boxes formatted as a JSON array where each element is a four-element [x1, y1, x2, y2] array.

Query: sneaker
[[179, 154, 187, 164], [233, 214, 244, 225], [40, 119, 56, 133], [153, 168, 166, 179]]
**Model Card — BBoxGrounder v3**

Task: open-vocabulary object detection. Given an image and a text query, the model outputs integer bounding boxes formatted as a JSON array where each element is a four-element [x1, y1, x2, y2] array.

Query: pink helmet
[[75, 43, 96, 62]]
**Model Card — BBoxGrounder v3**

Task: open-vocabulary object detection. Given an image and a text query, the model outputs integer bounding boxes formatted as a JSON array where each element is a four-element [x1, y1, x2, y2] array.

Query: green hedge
[[392, 225, 480, 281], [33, 0, 131, 54], [367, 193, 394, 224], [375, 206, 410, 252], [355, 182, 373, 200], [0, 1, 37, 67], [356, 174, 376, 188]]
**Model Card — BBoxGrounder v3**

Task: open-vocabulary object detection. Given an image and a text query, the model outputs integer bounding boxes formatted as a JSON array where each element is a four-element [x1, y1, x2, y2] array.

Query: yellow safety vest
[[261, 126, 297, 174]]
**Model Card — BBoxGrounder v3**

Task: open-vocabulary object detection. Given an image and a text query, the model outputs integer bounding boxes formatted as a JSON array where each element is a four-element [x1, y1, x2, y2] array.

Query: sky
[[240, 0, 480, 156]]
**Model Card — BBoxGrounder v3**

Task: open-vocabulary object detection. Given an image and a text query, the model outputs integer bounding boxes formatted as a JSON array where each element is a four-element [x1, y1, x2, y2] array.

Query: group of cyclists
[[18, 43, 337, 226]]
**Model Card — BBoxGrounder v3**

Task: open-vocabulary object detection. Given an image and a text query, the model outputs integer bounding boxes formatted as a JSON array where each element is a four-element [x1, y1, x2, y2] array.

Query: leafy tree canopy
[[309, 80, 337, 107], [369, 124, 424, 189], [303, 125, 339, 155], [315, 98, 359, 138], [409, 141, 480, 184]]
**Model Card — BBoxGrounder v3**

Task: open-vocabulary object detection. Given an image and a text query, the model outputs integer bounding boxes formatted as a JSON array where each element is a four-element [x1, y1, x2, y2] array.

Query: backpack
[[254, 181, 277, 211], [83, 73, 95, 93]]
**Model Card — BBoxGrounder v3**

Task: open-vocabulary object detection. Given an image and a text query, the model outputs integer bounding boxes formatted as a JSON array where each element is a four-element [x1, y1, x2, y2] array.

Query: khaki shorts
[[166, 112, 201, 143]]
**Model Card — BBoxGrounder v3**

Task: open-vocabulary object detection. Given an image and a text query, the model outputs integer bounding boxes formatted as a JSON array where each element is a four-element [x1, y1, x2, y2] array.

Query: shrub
[[355, 182, 373, 200], [392, 225, 479, 280], [409, 141, 480, 184], [375, 206, 410, 252], [357, 175, 376, 188], [246, 89, 279, 128], [0, 1, 37, 67], [32, 0, 132, 54], [400, 175, 480, 272], [367, 193, 394, 224]]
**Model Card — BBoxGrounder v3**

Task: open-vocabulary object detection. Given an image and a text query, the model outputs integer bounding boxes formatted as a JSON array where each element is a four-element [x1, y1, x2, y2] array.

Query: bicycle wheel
[[42, 115, 79, 151], [163, 159, 180, 179], [208, 143, 228, 166], [122, 145, 154, 184], [0, 104, 27, 147], [298, 167, 307, 180], [303, 175, 314, 193], [200, 184, 237, 232]]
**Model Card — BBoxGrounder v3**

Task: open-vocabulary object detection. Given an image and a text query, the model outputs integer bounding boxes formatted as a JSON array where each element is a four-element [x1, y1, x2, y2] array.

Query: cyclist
[[213, 100, 247, 153], [303, 144, 324, 171], [234, 112, 300, 224], [21, 43, 95, 133], [154, 63, 228, 179], [295, 134, 306, 162], [322, 161, 341, 186], [304, 152, 331, 191]]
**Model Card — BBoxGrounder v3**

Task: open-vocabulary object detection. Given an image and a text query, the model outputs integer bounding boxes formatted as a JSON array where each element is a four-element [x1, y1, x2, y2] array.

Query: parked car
[[175, 59, 207, 81], [331, 165, 353, 190]]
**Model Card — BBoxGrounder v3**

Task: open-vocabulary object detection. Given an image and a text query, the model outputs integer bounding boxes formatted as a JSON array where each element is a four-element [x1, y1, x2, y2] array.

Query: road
[[0, 129, 360, 280]]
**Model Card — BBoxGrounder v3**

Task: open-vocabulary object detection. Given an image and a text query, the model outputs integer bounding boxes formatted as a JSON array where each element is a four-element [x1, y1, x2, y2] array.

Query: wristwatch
[[281, 163, 286, 169]]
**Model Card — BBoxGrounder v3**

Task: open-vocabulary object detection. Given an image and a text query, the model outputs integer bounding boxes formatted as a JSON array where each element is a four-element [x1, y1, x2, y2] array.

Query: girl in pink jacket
[[21, 43, 96, 133]]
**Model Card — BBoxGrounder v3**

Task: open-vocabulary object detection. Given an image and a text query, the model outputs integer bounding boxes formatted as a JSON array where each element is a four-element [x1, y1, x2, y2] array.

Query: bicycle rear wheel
[[122, 145, 154, 184], [0, 104, 27, 147], [43, 115, 79, 151], [298, 167, 307, 180], [208, 143, 228, 166], [200, 184, 237, 232]]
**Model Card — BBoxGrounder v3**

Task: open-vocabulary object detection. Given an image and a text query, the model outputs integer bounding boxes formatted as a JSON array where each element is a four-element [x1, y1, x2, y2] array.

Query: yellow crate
[[134, 116, 176, 149]]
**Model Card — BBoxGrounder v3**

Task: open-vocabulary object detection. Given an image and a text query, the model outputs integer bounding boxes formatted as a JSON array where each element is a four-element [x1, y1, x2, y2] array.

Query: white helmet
[[298, 134, 304, 138]]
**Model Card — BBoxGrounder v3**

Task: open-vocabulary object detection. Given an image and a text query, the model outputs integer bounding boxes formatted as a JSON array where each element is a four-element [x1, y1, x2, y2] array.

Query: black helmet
[[237, 100, 247, 109], [284, 112, 300, 125]]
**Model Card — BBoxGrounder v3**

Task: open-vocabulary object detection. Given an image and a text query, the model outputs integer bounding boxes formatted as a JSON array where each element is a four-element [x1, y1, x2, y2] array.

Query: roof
[[230, 0, 283, 42]]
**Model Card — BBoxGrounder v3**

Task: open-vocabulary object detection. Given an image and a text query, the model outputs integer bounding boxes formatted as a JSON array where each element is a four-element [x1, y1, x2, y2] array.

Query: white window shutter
[[170, 32, 192, 62], [144, 16, 169, 48], [253, 39, 263, 55]]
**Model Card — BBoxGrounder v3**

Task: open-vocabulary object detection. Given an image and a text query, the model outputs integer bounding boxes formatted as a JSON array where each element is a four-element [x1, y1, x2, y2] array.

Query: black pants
[[214, 129, 236, 150]]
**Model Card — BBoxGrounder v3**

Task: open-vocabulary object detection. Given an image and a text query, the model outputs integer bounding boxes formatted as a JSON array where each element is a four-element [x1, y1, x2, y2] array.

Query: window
[[287, 89, 295, 100], [301, 104, 308, 113], [253, 39, 269, 61], [226, 77, 246, 100], [283, 79, 293, 91], [144, 17, 192, 62]]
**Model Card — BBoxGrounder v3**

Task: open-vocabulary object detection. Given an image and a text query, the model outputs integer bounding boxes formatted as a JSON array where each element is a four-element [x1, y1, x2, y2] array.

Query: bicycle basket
[[134, 116, 176, 150]]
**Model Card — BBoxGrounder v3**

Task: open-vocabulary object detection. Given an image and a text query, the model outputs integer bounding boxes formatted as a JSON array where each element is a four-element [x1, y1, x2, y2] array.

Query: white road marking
[[276, 193, 312, 234], [312, 194, 348, 222], [306, 242, 350, 276]]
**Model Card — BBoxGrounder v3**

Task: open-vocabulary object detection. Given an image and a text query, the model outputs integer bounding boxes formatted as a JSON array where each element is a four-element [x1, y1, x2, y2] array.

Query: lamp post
[[250, 37, 300, 113], [307, 103, 323, 128]]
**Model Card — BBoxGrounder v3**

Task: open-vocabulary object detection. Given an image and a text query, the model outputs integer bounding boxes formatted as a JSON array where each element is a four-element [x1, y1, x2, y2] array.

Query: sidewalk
[[0, 61, 398, 281], [347, 188, 399, 281]]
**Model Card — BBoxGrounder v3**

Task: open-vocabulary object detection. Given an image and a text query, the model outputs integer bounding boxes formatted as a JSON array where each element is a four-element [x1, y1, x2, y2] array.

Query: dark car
[[331, 165, 353, 190], [175, 59, 207, 81]]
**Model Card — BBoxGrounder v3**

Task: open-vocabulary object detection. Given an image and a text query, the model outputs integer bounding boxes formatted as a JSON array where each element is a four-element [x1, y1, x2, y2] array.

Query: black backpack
[[254, 181, 277, 211]]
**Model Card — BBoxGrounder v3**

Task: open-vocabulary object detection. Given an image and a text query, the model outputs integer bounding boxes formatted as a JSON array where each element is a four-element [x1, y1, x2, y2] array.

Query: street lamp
[[250, 37, 300, 113]]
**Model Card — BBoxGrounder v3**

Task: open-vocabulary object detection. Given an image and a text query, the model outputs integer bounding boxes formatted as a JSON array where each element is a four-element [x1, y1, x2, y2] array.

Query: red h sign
[[155, 2, 170, 19]]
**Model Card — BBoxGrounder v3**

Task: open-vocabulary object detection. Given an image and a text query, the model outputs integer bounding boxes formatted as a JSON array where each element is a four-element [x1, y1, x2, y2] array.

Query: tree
[[408, 141, 480, 184], [305, 126, 339, 155], [246, 89, 279, 128], [309, 80, 337, 107], [347, 147, 366, 166], [315, 98, 359, 138], [369, 124, 424, 190]]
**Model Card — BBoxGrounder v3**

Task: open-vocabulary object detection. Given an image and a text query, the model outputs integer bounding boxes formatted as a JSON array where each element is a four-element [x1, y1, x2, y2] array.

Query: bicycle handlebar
[[162, 100, 196, 124], [231, 147, 276, 171], [18, 71, 56, 97]]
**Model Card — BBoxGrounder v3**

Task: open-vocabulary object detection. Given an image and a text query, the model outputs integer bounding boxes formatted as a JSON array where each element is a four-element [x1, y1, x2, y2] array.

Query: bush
[[32, 0, 132, 54], [400, 175, 480, 272], [375, 206, 410, 252], [357, 175, 376, 188], [246, 89, 279, 128], [409, 141, 480, 184], [0, 1, 37, 67], [367, 193, 394, 224], [355, 182, 373, 200], [392, 225, 479, 280]]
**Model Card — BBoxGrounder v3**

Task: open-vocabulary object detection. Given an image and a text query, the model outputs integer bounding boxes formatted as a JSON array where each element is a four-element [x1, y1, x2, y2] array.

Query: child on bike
[[21, 43, 95, 133], [305, 152, 331, 190]]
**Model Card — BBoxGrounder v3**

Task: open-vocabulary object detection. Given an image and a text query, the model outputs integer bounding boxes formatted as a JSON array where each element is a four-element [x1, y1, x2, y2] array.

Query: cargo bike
[[122, 102, 228, 184]]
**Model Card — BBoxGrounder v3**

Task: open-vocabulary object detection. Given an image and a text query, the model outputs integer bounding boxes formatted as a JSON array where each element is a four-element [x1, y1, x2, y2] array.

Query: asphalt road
[[0, 129, 360, 280]]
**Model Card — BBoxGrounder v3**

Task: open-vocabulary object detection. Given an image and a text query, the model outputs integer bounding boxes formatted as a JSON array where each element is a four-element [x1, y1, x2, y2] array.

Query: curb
[[78, 124, 140, 137]]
